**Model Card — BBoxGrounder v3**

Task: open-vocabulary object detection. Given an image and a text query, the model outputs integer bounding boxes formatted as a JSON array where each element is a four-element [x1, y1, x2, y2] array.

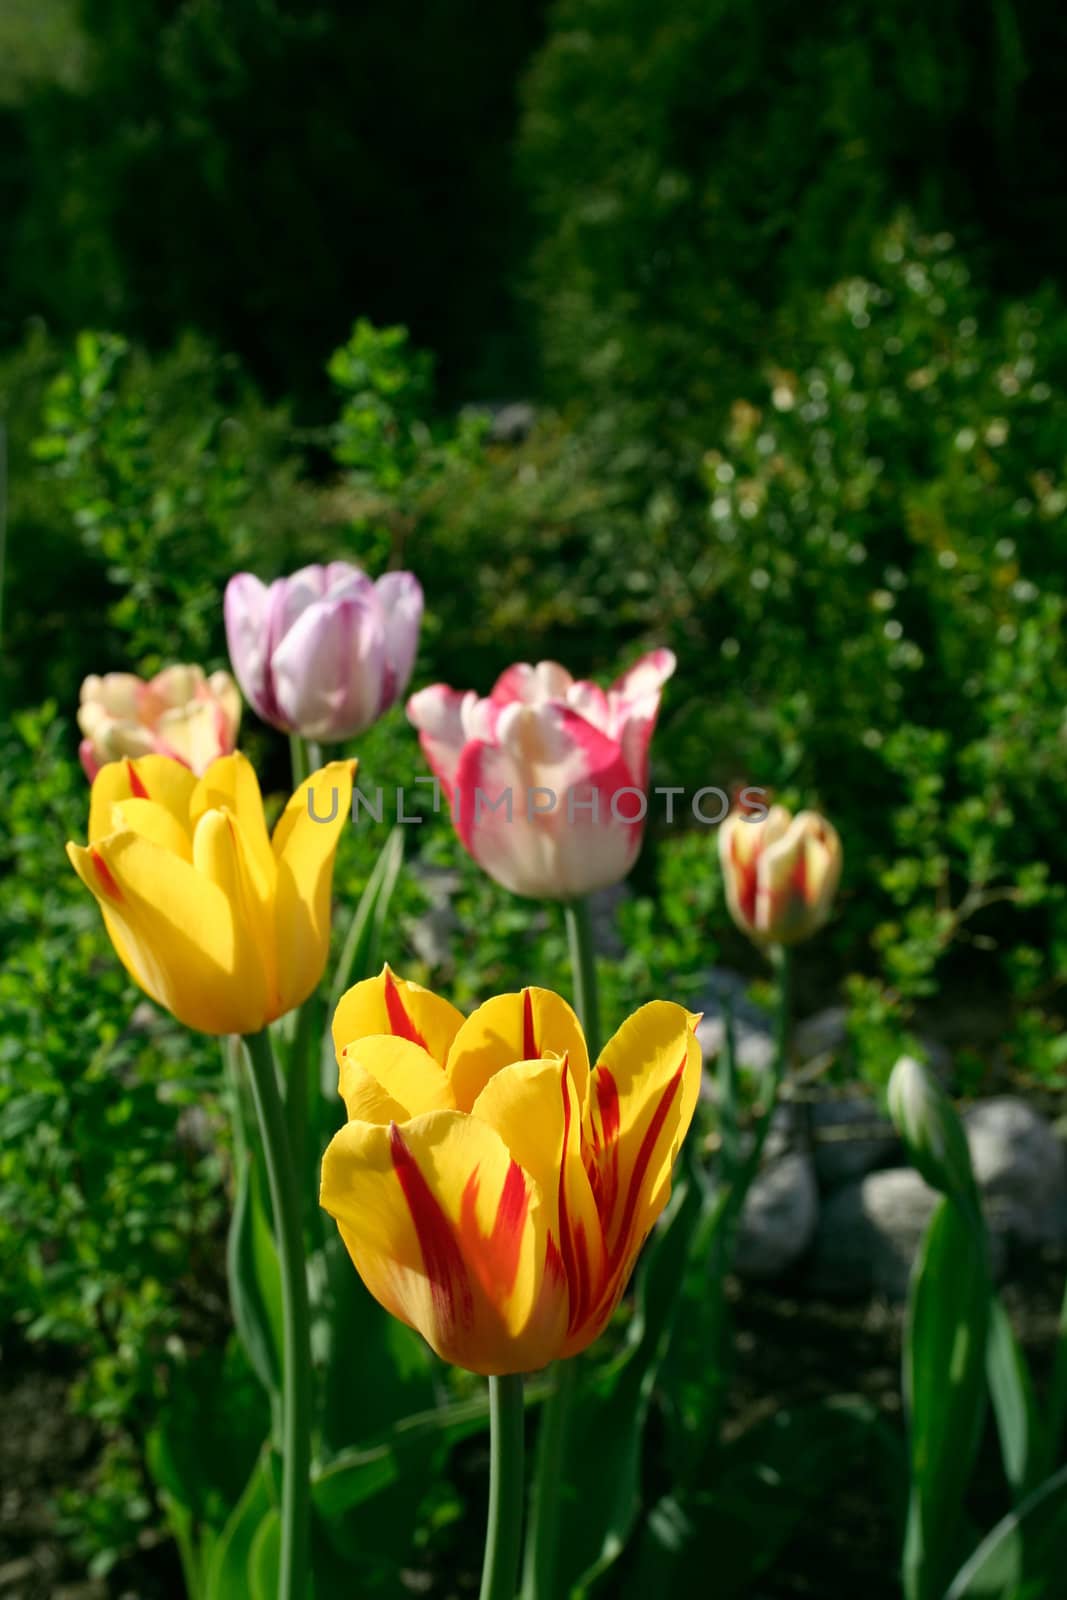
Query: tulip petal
[[332, 966, 465, 1069], [406, 684, 470, 796], [224, 573, 277, 724], [192, 809, 276, 1014], [453, 703, 640, 900], [110, 797, 192, 861], [320, 1110, 553, 1374], [271, 761, 355, 1013], [191, 753, 276, 904], [339, 1034, 456, 1121], [272, 593, 385, 740], [446, 988, 590, 1113], [585, 1002, 701, 1273], [89, 756, 197, 844], [375, 571, 423, 712], [67, 833, 267, 1035], [334, 1062, 408, 1125], [489, 660, 574, 706], [608, 647, 675, 788], [472, 1057, 605, 1339], [209, 670, 243, 747]]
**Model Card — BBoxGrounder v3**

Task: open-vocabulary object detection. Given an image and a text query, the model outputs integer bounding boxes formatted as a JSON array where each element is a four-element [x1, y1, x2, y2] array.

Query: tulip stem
[[288, 732, 310, 789], [285, 996, 319, 1229], [519, 1355, 574, 1600], [480, 1374, 526, 1600], [244, 1029, 311, 1600], [520, 898, 600, 1600], [732, 943, 793, 1201], [563, 898, 600, 1058]]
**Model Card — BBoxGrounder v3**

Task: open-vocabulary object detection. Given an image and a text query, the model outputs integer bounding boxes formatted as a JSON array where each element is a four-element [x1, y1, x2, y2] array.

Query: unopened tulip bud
[[719, 804, 841, 946], [888, 1054, 978, 1206]]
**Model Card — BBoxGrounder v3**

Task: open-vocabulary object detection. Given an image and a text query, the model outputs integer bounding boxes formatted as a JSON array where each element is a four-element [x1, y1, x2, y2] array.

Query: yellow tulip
[[718, 803, 842, 946], [320, 968, 702, 1376], [67, 752, 354, 1035]]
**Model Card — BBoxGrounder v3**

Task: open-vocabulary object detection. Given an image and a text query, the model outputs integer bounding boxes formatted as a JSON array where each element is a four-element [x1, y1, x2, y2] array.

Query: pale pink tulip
[[407, 650, 675, 899], [224, 562, 423, 741]]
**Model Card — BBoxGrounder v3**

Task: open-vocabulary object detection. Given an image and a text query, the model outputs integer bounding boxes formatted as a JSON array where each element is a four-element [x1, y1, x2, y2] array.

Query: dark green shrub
[[518, 0, 1067, 428], [1, 327, 318, 710]]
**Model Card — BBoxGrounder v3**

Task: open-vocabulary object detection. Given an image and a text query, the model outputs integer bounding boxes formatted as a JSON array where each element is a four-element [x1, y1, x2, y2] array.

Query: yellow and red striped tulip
[[320, 968, 702, 1375], [78, 665, 241, 780], [67, 752, 354, 1035], [718, 803, 841, 946]]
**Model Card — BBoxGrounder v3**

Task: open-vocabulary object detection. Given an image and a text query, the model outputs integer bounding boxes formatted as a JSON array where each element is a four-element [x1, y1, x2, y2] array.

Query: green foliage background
[[1, 0, 1066, 1586]]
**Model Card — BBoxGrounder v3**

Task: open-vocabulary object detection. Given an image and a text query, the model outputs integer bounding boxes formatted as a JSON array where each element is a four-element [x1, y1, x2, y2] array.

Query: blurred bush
[[0, 0, 546, 402], [0, 704, 266, 1573], [0, 325, 319, 707], [322, 223, 1067, 1083], [518, 0, 1067, 426]]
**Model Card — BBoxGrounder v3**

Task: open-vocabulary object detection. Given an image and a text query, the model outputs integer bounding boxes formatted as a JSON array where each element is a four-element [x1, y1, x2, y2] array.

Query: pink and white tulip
[[718, 804, 842, 946], [407, 651, 675, 900], [224, 562, 423, 741], [77, 664, 241, 781]]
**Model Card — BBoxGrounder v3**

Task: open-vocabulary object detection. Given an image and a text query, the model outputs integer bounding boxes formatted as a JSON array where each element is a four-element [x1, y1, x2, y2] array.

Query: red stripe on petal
[[522, 989, 537, 1060], [460, 1159, 530, 1297], [589, 1069, 620, 1229], [126, 761, 149, 799], [90, 849, 123, 900], [545, 1232, 567, 1286], [792, 848, 809, 907], [731, 831, 758, 924], [383, 968, 429, 1049], [608, 1051, 686, 1268], [557, 1072, 589, 1332], [389, 1122, 473, 1330]]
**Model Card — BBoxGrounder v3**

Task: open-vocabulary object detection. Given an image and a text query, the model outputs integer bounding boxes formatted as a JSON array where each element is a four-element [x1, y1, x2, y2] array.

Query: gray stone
[[809, 1167, 1006, 1301], [793, 1005, 849, 1065], [735, 1153, 819, 1280], [407, 863, 463, 971], [484, 400, 537, 444], [587, 883, 630, 960], [409, 904, 459, 971], [792, 1005, 951, 1081], [965, 1097, 1067, 1249], [811, 1097, 901, 1190]]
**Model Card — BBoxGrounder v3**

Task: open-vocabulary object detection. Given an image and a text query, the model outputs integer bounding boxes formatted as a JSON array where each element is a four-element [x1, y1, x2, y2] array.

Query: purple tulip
[[224, 562, 423, 740]]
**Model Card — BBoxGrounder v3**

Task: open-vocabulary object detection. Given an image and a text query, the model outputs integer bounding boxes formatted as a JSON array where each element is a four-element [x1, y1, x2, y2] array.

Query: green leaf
[[313, 1379, 546, 1527], [656, 1178, 734, 1482], [204, 1449, 276, 1600], [1042, 1270, 1067, 1480], [248, 1511, 281, 1600], [227, 1139, 284, 1408], [314, 1230, 437, 1460], [554, 1178, 703, 1597], [144, 1339, 270, 1598], [312, 1446, 397, 1522], [622, 1399, 901, 1599], [328, 825, 405, 1011], [945, 1464, 1067, 1599], [902, 1196, 991, 1600], [987, 1297, 1040, 1503]]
